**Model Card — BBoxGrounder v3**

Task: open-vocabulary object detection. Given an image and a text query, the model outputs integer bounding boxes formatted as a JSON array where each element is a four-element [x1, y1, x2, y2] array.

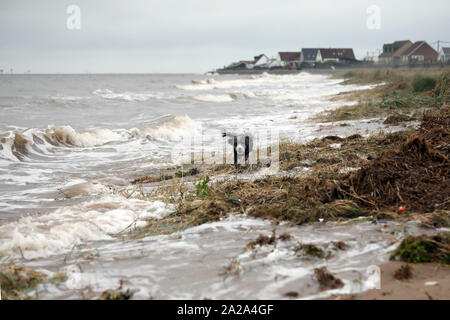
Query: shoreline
[[215, 65, 448, 75], [1, 69, 448, 300]]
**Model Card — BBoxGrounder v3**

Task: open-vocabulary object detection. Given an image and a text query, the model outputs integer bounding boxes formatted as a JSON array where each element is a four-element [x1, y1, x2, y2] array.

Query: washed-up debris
[[332, 241, 347, 251], [246, 232, 277, 250], [132, 167, 200, 184], [424, 281, 439, 287], [49, 272, 68, 283], [314, 267, 344, 291], [0, 264, 47, 300], [394, 265, 413, 280], [390, 234, 450, 264], [383, 113, 413, 125], [284, 291, 299, 298], [98, 280, 135, 300], [418, 210, 450, 229], [220, 259, 241, 277], [329, 111, 449, 213], [296, 243, 325, 258], [278, 233, 293, 241]]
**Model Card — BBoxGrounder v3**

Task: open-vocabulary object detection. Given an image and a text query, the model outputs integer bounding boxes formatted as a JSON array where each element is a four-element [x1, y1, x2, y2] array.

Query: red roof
[[319, 48, 356, 60], [279, 52, 301, 62], [401, 41, 428, 56]]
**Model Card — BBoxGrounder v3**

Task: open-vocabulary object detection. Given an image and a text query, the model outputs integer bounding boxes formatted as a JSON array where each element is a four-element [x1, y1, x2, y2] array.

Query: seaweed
[[98, 280, 135, 300], [393, 265, 413, 280], [314, 267, 344, 291], [390, 234, 450, 264], [296, 243, 325, 258]]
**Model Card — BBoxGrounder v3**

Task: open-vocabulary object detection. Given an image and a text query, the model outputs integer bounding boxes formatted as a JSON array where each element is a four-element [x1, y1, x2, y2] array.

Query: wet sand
[[326, 262, 450, 300]]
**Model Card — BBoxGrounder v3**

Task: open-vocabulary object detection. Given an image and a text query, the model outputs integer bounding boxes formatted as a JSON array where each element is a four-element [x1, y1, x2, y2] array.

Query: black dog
[[222, 131, 254, 167]]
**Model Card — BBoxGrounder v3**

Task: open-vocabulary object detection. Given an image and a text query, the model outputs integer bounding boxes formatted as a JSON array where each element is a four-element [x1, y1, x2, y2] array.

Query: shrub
[[343, 71, 355, 80], [412, 74, 437, 92]]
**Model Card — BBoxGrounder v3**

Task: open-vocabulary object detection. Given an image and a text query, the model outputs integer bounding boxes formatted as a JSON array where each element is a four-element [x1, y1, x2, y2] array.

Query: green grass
[[412, 74, 437, 92], [195, 176, 210, 197], [317, 69, 449, 122]]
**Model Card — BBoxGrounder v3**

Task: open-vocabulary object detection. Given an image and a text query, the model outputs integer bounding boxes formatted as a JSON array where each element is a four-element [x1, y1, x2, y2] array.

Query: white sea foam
[[177, 72, 329, 90], [93, 89, 156, 101], [0, 195, 174, 259], [44, 126, 123, 147], [191, 94, 234, 102], [136, 114, 201, 141]]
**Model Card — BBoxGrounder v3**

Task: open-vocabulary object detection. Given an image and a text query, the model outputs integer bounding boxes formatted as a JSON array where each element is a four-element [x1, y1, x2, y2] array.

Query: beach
[[0, 70, 448, 300]]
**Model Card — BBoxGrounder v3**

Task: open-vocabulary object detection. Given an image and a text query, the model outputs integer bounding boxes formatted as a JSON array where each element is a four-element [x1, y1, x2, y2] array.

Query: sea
[[0, 72, 403, 299]]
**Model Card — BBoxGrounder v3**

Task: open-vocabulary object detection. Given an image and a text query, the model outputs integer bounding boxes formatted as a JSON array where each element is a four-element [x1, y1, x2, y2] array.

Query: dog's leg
[[233, 136, 238, 168], [245, 136, 250, 165]]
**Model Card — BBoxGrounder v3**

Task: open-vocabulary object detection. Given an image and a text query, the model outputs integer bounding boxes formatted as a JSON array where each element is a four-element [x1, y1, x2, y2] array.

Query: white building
[[439, 47, 450, 63]]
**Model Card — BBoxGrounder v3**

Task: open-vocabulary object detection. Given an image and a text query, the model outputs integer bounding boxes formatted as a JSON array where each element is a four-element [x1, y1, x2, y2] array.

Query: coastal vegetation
[[318, 69, 449, 122]]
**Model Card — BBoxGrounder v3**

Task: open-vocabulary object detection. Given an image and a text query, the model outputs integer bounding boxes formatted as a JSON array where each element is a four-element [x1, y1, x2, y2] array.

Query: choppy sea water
[[0, 72, 417, 299]]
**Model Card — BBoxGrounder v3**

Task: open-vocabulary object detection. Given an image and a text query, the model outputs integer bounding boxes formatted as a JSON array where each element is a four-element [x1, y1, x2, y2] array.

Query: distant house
[[438, 47, 450, 63], [316, 48, 356, 63], [240, 60, 256, 69], [364, 55, 379, 64], [226, 54, 269, 70], [301, 49, 320, 64], [256, 57, 282, 69], [278, 52, 301, 68], [378, 40, 413, 64], [253, 54, 269, 67], [400, 41, 438, 63]]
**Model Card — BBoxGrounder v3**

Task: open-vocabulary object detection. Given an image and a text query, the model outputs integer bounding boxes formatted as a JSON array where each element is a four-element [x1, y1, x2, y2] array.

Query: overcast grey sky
[[0, 0, 448, 73]]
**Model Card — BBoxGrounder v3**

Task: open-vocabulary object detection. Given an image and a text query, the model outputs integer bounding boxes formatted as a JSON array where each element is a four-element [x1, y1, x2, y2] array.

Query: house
[[316, 48, 357, 63], [301, 49, 320, 64], [438, 47, 450, 63], [253, 54, 269, 67], [224, 61, 245, 69], [240, 60, 256, 69], [255, 57, 282, 69], [225, 54, 270, 70], [364, 54, 379, 64], [400, 41, 438, 63], [378, 40, 413, 64], [278, 52, 302, 68]]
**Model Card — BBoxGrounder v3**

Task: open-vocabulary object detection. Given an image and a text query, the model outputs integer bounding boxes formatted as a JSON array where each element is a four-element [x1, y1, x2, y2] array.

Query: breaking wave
[[191, 92, 255, 103], [133, 114, 200, 141], [0, 115, 200, 161], [93, 89, 156, 101], [177, 72, 323, 90]]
